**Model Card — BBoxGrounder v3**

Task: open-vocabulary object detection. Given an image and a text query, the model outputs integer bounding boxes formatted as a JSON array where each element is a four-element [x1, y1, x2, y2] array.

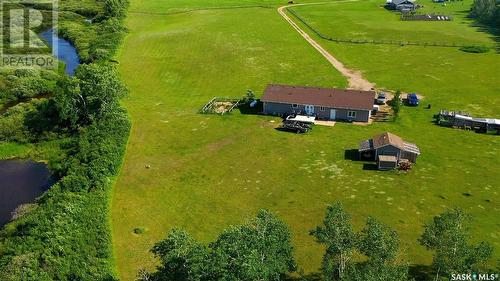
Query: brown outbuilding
[[359, 132, 421, 170], [261, 84, 376, 122]]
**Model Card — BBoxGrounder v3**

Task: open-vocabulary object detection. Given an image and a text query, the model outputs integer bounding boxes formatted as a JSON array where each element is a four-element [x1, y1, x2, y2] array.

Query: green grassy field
[[291, 0, 495, 45], [112, 0, 500, 280]]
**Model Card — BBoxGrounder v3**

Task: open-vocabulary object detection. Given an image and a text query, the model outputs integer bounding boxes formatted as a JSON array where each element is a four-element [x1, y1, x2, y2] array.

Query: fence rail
[[286, 7, 493, 49]]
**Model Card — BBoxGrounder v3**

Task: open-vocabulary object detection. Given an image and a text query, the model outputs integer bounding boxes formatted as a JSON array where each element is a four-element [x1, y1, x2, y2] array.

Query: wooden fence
[[286, 8, 493, 49]]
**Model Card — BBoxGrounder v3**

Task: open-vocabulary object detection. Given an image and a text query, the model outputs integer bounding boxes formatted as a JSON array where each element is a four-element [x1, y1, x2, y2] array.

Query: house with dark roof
[[261, 84, 376, 122], [359, 132, 420, 170], [386, 0, 417, 12]]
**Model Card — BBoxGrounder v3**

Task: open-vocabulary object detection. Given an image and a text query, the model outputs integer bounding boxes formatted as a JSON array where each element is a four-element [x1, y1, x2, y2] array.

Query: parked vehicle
[[407, 93, 419, 106], [376, 92, 386, 105], [286, 115, 316, 124], [281, 116, 313, 134]]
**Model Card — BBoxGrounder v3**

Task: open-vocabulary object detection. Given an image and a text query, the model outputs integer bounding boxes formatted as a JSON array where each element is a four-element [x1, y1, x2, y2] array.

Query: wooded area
[[0, 0, 131, 280]]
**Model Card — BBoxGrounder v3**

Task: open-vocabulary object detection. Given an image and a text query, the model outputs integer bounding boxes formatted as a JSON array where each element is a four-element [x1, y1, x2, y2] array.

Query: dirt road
[[277, 3, 375, 91]]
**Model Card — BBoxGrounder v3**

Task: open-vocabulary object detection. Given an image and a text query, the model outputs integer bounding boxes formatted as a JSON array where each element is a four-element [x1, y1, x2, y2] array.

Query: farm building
[[261, 84, 376, 122], [359, 132, 421, 170], [386, 0, 417, 12]]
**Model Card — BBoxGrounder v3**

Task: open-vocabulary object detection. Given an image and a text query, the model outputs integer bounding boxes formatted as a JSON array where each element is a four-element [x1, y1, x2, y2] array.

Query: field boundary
[[286, 6, 494, 49], [129, 5, 272, 16]]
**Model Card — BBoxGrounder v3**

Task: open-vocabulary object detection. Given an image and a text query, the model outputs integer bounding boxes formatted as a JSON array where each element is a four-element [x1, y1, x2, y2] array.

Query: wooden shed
[[359, 132, 421, 170]]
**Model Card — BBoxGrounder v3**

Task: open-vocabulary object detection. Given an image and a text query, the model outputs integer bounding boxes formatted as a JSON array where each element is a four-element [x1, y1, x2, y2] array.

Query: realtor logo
[[451, 273, 499, 281], [1, 0, 57, 69]]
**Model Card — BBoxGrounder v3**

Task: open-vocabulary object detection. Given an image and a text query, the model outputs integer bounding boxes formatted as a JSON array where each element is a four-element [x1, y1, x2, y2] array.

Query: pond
[[40, 29, 80, 76], [0, 160, 54, 227]]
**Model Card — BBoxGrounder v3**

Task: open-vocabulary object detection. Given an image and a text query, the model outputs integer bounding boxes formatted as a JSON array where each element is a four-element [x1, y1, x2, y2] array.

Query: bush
[[104, 0, 129, 19], [390, 91, 401, 120], [0, 109, 131, 280], [0, 70, 58, 103], [0, 102, 39, 143], [14, 68, 39, 78], [0, 0, 131, 279], [134, 227, 147, 234], [459, 45, 491, 53]]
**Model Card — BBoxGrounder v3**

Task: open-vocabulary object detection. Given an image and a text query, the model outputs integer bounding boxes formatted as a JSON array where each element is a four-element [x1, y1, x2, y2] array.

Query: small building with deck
[[261, 84, 376, 123], [359, 132, 421, 170], [386, 0, 417, 12]]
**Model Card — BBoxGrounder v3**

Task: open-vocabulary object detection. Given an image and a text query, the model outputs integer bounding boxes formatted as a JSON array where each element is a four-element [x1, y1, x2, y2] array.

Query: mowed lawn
[[112, 1, 500, 280], [291, 0, 494, 45]]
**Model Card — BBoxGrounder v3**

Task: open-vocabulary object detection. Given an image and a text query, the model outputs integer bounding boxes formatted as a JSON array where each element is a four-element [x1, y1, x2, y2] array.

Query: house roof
[[372, 132, 405, 149], [403, 142, 421, 155], [261, 84, 376, 111], [359, 139, 373, 152]]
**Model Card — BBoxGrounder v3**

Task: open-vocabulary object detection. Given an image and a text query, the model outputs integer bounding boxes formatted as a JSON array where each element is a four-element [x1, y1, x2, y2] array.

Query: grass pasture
[[112, 1, 500, 280], [290, 0, 495, 46]]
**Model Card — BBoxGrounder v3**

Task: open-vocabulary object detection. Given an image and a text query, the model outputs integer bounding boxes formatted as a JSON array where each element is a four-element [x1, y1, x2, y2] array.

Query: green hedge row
[[0, 111, 130, 280], [0, 0, 131, 279]]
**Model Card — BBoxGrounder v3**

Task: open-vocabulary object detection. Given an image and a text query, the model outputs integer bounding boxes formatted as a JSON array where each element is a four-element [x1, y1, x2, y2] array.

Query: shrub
[[390, 91, 401, 120], [134, 227, 147, 234], [14, 68, 39, 78], [0, 102, 38, 143], [0, 0, 131, 279], [459, 45, 491, 53], [104, 0, 129, 19]]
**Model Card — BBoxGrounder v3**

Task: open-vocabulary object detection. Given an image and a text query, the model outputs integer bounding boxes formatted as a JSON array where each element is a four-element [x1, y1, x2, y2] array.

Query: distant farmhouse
[[359, 132, 421, 170], [261, 84, 375, 122], [386, 0, 417, 12]]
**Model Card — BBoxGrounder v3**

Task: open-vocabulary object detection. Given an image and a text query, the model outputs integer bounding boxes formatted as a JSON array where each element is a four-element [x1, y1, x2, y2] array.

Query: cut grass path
[[279, 1, 376, 90]]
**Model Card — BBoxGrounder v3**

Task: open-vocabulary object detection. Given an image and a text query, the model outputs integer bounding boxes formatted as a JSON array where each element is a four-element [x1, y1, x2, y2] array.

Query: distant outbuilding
[[359, 132, 420, 170], [386, 0, 417, 12]]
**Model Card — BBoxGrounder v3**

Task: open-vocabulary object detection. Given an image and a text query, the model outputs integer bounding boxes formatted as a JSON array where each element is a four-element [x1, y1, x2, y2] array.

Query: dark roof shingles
[[261, 84, 375, 111], [372, 132, 405, 149]]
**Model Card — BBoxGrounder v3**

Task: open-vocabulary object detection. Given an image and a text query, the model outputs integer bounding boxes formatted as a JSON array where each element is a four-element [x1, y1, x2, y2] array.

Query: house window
[[292, 104, 298, 109], [319, 106, 326, 111], [348, 111, 357, 118]]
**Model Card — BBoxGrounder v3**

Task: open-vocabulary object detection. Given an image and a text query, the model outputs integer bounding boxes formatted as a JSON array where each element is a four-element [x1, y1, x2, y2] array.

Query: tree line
[[139, 203, 496, 281], [471, 0, 500, 29], [0, 0, 131, 280]]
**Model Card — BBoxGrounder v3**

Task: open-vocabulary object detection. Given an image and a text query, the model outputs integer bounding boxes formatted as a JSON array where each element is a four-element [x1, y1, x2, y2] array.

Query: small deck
[[378, 155, 398, 170]]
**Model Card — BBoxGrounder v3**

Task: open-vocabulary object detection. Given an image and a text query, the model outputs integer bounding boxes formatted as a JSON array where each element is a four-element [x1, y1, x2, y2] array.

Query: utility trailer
[[435, 110, 500, 134]]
